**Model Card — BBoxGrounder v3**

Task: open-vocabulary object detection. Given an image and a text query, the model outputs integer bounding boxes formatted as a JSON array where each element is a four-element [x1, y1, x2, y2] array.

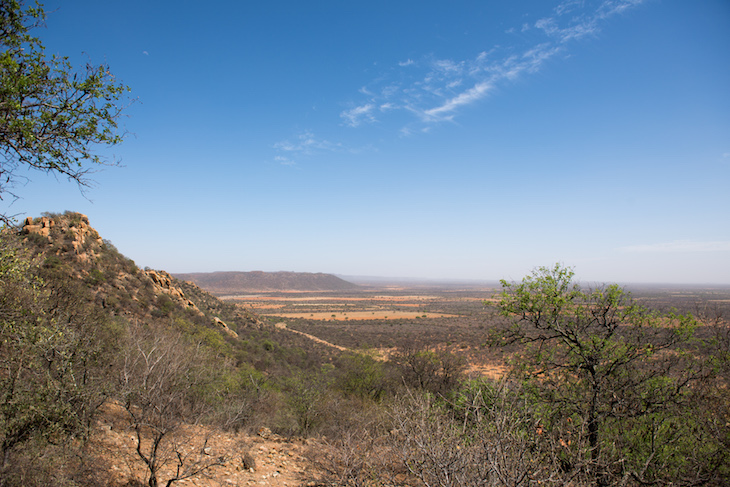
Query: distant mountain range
[[339, 275, 502, 289], [173, 271, 360, 294]]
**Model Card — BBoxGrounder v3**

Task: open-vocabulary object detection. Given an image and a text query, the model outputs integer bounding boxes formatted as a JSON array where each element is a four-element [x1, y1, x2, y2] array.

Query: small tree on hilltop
[[493, 264, 707, 485]]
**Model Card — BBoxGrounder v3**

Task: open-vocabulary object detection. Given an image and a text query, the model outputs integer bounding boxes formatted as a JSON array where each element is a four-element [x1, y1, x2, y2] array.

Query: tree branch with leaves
[[0, 0, 130, 220]]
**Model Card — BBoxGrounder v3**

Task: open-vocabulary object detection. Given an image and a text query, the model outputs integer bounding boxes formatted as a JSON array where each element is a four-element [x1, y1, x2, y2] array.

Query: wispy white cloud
[[272, 130, 373, 165], [340, 104, 376, 127], [272, 131, 344, 165], [619, 240, 730, 253], [423, 82, 492, 121], [597, 0, 645, 18], [273, 131, 341, 155], [535, 15, 599, 43], [274, 0, 647, 162], [555, 0, 584, 16], [342, 0, 646, 132], [274, 155, 296, 166]]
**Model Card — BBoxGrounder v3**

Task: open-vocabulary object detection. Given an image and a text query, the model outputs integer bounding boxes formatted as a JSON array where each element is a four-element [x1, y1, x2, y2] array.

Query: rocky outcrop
[[21, 215, 54, 237], [145, 269, 204, 316], [21, 212, 103, 263], [213, 316, 238, 338]]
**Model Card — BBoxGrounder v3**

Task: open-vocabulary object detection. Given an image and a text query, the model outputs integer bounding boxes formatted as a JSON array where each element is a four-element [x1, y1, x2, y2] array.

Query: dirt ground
[[90, 402, 320, 487]]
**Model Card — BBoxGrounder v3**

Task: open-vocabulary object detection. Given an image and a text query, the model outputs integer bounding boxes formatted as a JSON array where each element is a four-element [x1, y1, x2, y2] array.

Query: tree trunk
[[588, 384, 607, 487]]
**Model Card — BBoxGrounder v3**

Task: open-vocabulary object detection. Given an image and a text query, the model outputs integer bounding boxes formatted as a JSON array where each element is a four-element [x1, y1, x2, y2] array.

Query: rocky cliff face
[[145, 268, 202, 314]]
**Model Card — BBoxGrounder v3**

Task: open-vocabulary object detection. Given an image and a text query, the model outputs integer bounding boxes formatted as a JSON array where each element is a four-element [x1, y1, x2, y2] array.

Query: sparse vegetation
[[1, 213, 729, 486]]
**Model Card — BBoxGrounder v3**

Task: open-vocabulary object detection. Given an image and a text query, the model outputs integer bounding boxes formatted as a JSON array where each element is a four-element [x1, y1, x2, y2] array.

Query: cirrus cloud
[[341, 0, 647, 132]]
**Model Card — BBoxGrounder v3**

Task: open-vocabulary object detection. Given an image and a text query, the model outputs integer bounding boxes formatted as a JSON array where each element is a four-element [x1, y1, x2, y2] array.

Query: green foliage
[[0, 231, 117, 479], [7, 216, 730, 486], [282, 368, 336, 436], [492, 264, 718, 484], [41, 253, 61, 269], [86, 267, 105, 285], [334, 352, 388, 400], [0, 0, 130, 214], [0, 236, 68, 461]]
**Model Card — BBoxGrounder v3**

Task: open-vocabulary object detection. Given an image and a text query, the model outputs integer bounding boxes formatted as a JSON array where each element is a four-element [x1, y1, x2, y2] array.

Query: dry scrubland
[[226, 289, 512, 377], [219, 282, 730, 486], [223, 285, 730, 375], [3, 213, 730, 487]]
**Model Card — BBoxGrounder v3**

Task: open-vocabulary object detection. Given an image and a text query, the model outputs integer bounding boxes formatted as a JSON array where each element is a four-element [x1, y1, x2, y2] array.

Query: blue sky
[[5, 0, 729, 284]]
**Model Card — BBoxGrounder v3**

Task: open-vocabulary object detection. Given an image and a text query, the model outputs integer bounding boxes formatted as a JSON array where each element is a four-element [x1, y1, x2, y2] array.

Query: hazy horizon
[[172, 269, 730, 289]]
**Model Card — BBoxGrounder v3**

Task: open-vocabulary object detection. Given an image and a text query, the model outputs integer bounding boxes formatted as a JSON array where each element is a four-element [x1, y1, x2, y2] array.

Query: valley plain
[[216, 280, 730, 376]]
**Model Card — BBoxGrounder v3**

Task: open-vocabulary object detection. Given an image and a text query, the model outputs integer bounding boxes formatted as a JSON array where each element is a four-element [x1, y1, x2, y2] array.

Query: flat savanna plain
[[220, 283, 730, 377]]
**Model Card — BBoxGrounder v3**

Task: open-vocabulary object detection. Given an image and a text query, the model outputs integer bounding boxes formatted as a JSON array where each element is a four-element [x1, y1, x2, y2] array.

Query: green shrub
[[87, 267, 106, 285], [334, 353, 388, 400]]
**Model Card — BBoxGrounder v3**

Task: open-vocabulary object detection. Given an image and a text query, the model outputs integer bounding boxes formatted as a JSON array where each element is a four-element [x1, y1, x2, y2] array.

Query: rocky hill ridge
[[19, 212, 260, 334], [175, 270, 360, 294]]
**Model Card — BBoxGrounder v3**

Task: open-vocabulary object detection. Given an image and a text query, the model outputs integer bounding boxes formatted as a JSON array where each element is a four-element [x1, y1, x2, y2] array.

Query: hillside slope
[[174, 270, 360, 294], [1, 211, 353, 487], [18, 212, 261, 332]]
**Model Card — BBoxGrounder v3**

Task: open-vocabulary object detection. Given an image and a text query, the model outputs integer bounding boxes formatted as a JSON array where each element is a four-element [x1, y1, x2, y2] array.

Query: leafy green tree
[[284, 367, 335, 436], [0, 0, 130, 217], [334, 352, 388, 401], [493, 264, 706, 485]]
